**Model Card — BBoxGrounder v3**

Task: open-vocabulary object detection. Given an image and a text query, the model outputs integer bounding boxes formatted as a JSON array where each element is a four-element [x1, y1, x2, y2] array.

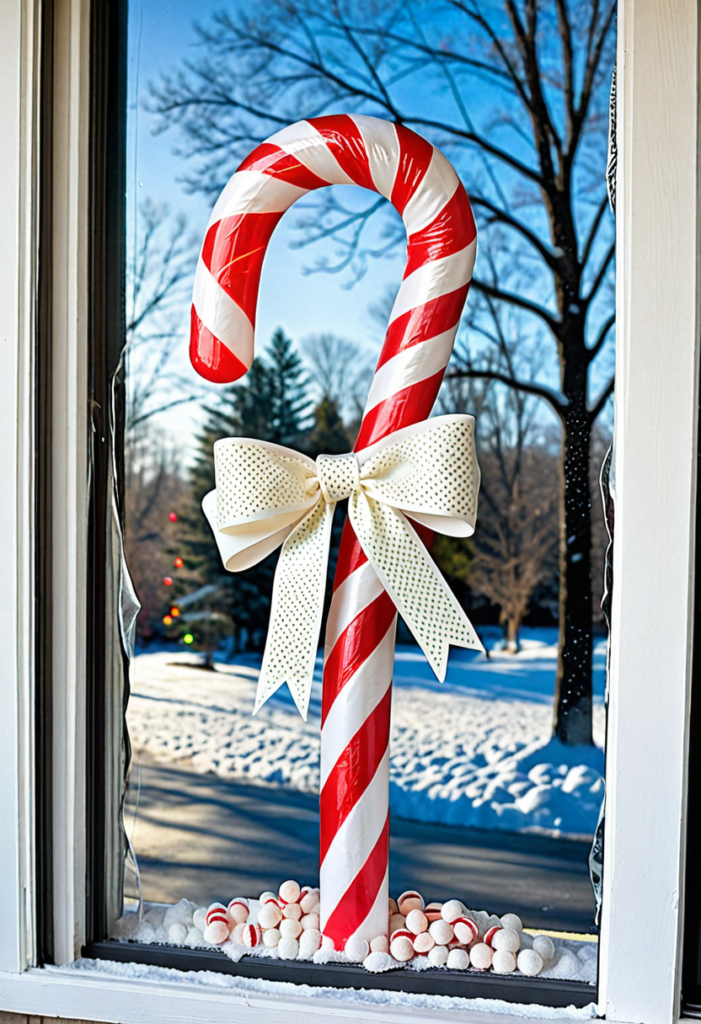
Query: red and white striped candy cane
[[190, 115, 477, 948]]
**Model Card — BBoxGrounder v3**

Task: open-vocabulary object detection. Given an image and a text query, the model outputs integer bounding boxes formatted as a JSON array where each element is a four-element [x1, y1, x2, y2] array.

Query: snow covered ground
[[128, 628, 606, 840]]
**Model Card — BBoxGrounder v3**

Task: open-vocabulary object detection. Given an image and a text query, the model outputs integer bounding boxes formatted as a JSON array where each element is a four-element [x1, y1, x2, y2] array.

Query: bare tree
[[302, 333, 369, 418], [150, 0, 615, 745]]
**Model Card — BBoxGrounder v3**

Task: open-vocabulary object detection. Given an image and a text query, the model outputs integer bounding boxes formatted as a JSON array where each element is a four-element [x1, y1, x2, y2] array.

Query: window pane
[[115, 0, 614, 997]]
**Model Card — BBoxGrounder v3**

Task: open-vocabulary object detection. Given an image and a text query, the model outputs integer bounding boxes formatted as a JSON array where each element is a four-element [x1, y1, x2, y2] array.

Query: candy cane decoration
[[190, 115, 477, 949]]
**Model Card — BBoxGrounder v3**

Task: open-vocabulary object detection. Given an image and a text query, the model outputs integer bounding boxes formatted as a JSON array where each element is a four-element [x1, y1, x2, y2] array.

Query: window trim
[[1, 0, 701, 1020]]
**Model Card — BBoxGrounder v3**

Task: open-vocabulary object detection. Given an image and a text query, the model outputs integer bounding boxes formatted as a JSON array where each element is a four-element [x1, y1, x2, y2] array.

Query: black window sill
[[83, 940, 596, 1009]]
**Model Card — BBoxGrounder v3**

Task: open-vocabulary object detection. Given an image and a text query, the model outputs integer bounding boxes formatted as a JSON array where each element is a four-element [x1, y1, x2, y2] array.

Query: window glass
[[116, 0, 614, 994]]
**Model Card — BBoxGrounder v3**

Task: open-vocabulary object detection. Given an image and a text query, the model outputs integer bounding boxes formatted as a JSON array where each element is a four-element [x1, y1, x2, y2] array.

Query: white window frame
[[0, 0, 699, 1021]]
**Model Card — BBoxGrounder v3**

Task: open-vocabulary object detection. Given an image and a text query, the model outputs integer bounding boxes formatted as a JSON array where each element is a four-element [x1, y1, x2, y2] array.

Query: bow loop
[[204, 415, 484, 719]]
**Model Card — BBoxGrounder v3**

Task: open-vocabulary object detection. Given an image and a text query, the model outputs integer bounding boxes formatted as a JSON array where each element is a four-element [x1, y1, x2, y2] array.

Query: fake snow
[[63, 955, 598, 1018], [128, 628, 606, 839]]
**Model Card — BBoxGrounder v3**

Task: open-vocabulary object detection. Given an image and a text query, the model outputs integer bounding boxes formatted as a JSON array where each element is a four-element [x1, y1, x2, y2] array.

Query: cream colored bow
[[203, 414, 484, 719]]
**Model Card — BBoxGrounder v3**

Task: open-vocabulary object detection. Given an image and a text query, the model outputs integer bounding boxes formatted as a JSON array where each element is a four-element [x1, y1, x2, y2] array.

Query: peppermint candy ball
[[469, 942, 493, 970], [389, 913, 406, 933], [425, 902, 443, 923], [258, 903, 282, 929], [300, 889, 320, 915], [413, 931, 435, 955], [483, 925, 500, 947], [446, 947, 470, 970], [227, 898, 249, 924], [428, 944, 449, 966], [278, 880, 301, 905], [518, 949, 544, 977], [493, 928, 520, 954], [345, 936, 370, 962], [242, 923, 262, 947], [283, 903, 302, 921], [262, 927, 281, 948], [370, 935, 389, 954], [429, 919, 454, 946], [388, 898, 398, 915], [390, 935, 415, 962], [405, 909, 429, 935], [301, 912, 320, 931], [279, 917, 302, 940], [453, 917, 478, 945], [204, 921, 230, 945], [397, 890, 424, 915], [501, 913, 523, 933], [441, 900, 465, 923], [492, 949, 517, 973]]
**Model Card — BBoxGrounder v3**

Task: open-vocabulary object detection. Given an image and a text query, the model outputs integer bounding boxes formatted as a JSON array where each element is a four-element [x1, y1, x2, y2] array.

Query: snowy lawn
[[128, 628, 606, 840]]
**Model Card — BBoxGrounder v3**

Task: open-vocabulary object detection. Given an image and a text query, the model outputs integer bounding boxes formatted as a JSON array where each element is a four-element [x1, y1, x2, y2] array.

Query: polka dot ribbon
[[202, 414, 485, 719]]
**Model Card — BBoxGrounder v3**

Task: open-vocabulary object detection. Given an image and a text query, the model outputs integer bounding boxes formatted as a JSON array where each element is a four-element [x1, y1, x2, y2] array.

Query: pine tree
[[169, 330, 313, 659]]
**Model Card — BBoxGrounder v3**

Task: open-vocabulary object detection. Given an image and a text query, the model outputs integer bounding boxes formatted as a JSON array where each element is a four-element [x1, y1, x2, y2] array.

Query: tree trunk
[[505, 615, 521, 653], [553, 391, 594, 745]]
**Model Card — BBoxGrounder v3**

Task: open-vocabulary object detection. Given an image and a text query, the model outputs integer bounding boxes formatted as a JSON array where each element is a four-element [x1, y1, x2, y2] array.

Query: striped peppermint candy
[[190, 115, 477, 948]]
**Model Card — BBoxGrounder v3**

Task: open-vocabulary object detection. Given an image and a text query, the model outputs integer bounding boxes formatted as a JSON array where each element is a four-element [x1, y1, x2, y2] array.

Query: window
[[0, 2, 697, 1023]]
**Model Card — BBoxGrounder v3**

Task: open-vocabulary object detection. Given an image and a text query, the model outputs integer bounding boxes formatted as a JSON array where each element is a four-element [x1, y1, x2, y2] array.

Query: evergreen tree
[[170, 330, 313, 659]]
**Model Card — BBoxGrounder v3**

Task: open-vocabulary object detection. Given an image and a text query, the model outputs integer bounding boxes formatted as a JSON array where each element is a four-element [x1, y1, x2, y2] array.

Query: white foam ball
[[446, 947, 470, 970], [279, 917, 302, 940], [345, 936, 370, 962], [413, 931, 435, 954], [532, 935, 555, 962], [278, 936, 300, 960], [258, 903, 282, 929], [185, 926, 202, 947], [167, 922, 188, 945], [263, 927, 281, 948], [279, 880, 301, 905], [469, 943, 493, 970], [501, 913, 523, 932], [204, 921, 230, 945], [406, 909, 428, 934], [321, 934, 335, 951], [192, 908, 207, 932], [164, 899, 195, 930], [429, 919, 454, 945], [492, 949, 517, 973], [283, 902, 302, 921], [518, 949, 544, 977], [441, 900, 465, 923], [301, 912, 320, 931], [299, 929, 322, 957], [363, 951, 395, 973], [370, 935, 389, 954], [390, 935, 415, 962], [428, 944, 449, 966], [300, 889, 320, 914], [493, 927, 520, 953]]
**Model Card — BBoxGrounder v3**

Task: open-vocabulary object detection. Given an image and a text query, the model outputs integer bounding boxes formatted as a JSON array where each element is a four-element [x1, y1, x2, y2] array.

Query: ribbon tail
[[253, 500, 334, 720], [349, 493, 484, 682]]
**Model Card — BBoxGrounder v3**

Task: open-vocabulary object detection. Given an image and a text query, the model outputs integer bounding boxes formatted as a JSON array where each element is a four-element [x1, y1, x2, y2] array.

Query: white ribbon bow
[[203, 414, 484, 719]]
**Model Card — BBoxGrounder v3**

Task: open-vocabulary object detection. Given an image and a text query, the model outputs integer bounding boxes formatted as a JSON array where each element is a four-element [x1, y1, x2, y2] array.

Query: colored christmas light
[[163, 576, 173, 586], [169, 512, 178, 522], [174, 557, 184, 569], [183, 633, 194, 645], [170, 607, 180, 617], [162, 615, 173, 626]]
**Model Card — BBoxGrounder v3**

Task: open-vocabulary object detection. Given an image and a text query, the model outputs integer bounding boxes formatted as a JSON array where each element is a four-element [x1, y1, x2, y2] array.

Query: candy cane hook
[[191, 115, 477, 948]]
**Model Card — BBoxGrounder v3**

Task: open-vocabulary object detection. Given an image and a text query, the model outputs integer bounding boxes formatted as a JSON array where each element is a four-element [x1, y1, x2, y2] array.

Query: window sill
[[0, 962, 599, 1024]]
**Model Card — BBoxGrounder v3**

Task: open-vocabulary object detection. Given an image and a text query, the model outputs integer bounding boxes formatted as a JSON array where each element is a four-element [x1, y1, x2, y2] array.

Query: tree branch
[[471, 196, 558, 267], [448, 367, 566, 417], [587, 313, 615, 362], [472, 278, 560, 334], [584, 241, 615, 304]]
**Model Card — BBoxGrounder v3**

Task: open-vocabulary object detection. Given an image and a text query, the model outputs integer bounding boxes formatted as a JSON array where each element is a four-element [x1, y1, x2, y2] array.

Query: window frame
[[1, 0, 700, 1021]]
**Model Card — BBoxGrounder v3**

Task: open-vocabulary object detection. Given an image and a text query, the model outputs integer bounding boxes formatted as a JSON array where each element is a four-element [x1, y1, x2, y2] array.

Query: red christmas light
[[170, 607, 180, 618], [169, 512, 178, 522], [163, 576, 173, 586], [174, 557, 184, 569]]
